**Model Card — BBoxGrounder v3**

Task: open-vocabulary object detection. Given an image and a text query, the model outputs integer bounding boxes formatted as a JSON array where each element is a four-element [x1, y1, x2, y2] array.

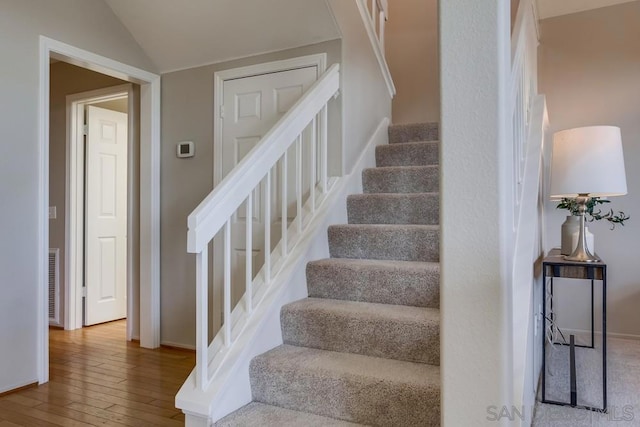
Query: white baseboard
[[0, 378, 38, 395], [161, 340, 196, 351]]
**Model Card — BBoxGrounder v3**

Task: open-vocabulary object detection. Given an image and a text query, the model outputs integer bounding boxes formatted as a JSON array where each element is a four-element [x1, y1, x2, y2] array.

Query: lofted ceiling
[[104, 0, 340, 73], [103, 0, 638, 72], [535, 0, 639, 19]]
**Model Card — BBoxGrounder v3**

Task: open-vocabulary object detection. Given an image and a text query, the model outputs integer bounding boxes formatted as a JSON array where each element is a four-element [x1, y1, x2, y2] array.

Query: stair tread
[[382, 140, 440, 146], [328, 224, 439, 262], [364, 164, 438, 171], [282, 298, 439, 364], [215, 402, 363, 426], [375, 141, 439, 167], [330, 223, 439, 231], [251, 345, 440, 425], [349, 191, 439, 197], [309, 257, 439, 270], [252, 344, 440, 387], [362, 165, 439, 194], [347, 192, 439, 225], [284, 297, 439, 324], [388, 122, 439, 144], [307, 258, 439, 308]]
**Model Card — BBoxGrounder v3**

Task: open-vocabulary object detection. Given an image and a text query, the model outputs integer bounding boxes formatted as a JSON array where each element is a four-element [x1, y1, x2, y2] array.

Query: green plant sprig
[[556, 197, 630, 230]]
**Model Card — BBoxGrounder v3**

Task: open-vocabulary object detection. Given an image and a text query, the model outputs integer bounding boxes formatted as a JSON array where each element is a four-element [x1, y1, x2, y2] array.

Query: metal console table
[[541, 248, 607, 412]]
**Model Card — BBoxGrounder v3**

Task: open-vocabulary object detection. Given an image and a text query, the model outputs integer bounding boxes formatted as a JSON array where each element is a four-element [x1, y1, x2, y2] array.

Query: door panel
[[85, 105, 128, 326]]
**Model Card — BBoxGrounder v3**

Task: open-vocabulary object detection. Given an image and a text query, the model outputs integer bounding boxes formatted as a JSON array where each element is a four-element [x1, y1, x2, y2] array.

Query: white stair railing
[[363, 0, 388, 53], [509, 0, 546, 423], [510, 0, 539, 230], [187, 64, 340, 392], [356, 0, 395, 97]]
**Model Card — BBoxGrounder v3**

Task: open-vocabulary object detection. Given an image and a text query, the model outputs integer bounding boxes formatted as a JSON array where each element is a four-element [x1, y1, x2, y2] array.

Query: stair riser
[[363, 167, 439, 193], [215, 402, 361, 426], [388, 123, 439, 144], [328, 226, 439, 262], [250, 357, 440, 426], [375, 142, 439, 167], [307, 260, 440, 308], [281, 305, 439, 364], [347, 193, 439, 225]]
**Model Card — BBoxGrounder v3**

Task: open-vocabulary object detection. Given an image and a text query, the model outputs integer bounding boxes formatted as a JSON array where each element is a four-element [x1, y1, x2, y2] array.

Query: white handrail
[[510, 0, 539, 231], [188, 64, 340, 254], [187, 64, 340, 391], [509, 0, 545, 422], [356, 0, 395, 97]]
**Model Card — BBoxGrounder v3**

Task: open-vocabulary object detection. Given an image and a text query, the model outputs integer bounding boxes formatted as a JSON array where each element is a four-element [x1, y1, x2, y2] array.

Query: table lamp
[[550, 126, 627, 262]]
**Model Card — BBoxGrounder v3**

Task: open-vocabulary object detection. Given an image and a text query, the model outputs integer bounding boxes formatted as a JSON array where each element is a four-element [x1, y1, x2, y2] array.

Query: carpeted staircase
[[216, 122, 441, 426]]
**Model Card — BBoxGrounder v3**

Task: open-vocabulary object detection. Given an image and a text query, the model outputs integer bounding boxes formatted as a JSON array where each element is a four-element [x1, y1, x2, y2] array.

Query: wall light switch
[[49, 206, 57, 219]]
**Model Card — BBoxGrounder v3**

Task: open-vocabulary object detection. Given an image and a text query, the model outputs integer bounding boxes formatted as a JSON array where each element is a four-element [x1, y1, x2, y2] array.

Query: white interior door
[[85, 105, 128, 326], [220, 66, 318, 306]]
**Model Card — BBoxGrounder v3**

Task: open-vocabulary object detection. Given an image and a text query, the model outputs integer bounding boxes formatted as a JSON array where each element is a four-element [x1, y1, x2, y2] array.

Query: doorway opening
[[39, 36, 161, 385], [65, 85, 135, 337]]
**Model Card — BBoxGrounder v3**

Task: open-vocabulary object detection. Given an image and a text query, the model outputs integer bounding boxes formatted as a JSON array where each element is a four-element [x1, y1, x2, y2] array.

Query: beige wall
[[328, 0, 393, 171], [385, 0, 439, 124], [49, 62, 129, 328], [511, 0, 521, 29], [160, 40, 341, 347], [94, 97, 128, 113], [0, 0, 154, 393], [539, 1, 640, 337]]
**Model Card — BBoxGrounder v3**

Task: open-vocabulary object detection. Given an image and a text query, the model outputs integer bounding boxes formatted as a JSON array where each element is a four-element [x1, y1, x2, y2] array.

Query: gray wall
[[0, 0, 154, 392], [539, 1, 640, 337], [160, 40, 341, 347], [385, 0, 439, 124], [383, 0, 517, 125], [49, 62, 130, 329]]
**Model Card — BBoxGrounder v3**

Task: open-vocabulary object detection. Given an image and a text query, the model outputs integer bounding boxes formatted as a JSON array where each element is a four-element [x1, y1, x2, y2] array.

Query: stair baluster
[[185, 64, 340, 392]]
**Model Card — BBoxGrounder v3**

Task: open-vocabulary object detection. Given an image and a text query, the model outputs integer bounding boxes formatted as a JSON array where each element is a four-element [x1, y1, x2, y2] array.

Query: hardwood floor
[[0, 321, 195, 426]]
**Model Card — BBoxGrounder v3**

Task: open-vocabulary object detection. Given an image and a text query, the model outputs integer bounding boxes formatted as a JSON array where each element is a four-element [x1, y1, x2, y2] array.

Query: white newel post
[[440, 0, 514, 426]]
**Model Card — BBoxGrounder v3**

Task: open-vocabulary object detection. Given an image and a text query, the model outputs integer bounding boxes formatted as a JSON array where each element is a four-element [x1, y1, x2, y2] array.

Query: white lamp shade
[[550, 126, 627, 198]]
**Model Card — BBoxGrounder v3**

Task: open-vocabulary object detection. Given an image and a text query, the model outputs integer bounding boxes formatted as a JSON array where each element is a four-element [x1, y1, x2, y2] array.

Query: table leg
[[603, 270, 607, 411], [542, 271, 547, 402], [570, 335, 577, 406], [591, 279, 595, 349]]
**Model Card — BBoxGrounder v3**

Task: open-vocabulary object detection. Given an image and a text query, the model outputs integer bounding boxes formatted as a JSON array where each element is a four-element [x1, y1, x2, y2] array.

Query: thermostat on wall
[[177, 141, 195, 158]]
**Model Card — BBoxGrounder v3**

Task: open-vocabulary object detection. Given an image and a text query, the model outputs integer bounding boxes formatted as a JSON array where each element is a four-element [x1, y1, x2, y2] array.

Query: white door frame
[[213, 53, 326, 187], [66, 85, 133, 337], [38, 36, 161, 385]]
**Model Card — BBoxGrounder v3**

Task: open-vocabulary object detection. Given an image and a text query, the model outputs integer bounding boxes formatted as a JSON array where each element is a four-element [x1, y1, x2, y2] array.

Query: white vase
[[570, 226, 595, 255], [560, 216, 580, 255]]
